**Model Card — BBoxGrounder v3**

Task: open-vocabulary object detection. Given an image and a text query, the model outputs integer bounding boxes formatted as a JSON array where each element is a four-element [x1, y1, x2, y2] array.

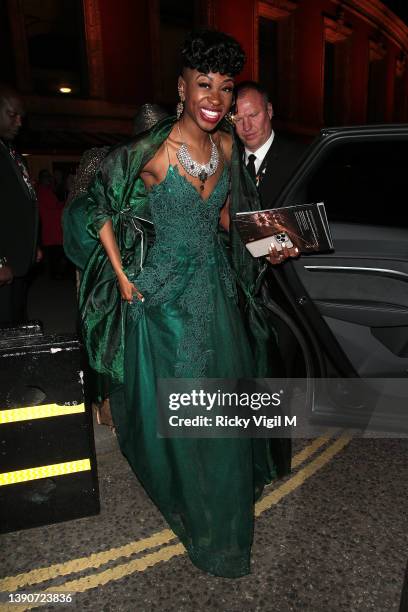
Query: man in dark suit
[[0, 84, 39, 325], [234, 81, 307, 209], [235, 80, 307, 395], [233, 83, 309, 477]]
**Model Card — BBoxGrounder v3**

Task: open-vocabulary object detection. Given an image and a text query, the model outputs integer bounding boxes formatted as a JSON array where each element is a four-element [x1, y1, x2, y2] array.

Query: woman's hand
[[117, 270, 144, 304], [266, 242, 299, 265], [98, 221, 144, 303]]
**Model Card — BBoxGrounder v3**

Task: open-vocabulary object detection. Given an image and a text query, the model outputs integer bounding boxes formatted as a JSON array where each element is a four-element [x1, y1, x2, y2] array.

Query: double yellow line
[[0, 430, 352, 611]]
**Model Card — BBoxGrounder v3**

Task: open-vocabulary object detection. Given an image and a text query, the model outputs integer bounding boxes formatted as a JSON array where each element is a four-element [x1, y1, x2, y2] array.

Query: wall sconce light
[[59, 87, 72, 94]]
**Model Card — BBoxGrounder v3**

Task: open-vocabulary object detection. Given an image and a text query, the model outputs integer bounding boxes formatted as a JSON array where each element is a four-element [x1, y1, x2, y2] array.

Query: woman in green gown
[[67, 30, 295, 578]]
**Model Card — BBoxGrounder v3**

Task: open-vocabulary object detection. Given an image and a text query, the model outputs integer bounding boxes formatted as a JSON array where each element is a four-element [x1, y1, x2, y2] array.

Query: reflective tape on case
[[0, 403, 85, 424], [0, 458, 92, 486]]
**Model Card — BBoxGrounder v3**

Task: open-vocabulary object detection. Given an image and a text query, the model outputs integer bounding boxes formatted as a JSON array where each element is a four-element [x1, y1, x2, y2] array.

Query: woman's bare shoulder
[[142, 142, 165, 172], [140, 128, 180, 188]]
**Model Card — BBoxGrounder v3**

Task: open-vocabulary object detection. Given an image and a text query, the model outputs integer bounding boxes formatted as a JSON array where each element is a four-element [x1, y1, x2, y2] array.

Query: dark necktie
[[246, 153, 257, 182]]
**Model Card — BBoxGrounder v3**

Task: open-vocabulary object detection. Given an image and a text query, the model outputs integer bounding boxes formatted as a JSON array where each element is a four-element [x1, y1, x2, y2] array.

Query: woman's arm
[[99, 220, 144, 303]]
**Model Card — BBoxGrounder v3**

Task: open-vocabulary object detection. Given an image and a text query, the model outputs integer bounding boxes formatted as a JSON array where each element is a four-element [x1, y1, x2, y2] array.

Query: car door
[[270, 125, 408, 430]]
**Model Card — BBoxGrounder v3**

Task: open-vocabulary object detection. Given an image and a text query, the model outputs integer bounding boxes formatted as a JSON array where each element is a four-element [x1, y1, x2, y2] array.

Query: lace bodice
[[149, 164, 228, 250], [129, 163, 237, 376]]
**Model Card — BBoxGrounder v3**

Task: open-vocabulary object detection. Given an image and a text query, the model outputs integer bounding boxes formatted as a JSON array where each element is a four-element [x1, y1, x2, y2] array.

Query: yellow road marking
[[0, 529, 176, 592], [0, 545, 186, 612], [291, 430, 337, 469], [0, 433, 332, 590], [0, 431, 351, 610], [0, 404, 85, 425], [49, 543, 186, 592], [255, 433, 352, 516]]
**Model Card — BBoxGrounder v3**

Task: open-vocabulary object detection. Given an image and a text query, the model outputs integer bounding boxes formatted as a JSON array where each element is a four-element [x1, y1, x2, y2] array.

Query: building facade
[[1, 0, 408, 166]]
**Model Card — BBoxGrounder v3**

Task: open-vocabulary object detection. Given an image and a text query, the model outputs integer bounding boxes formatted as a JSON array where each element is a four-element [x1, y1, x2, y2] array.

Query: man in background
[[234, 81, 307, 208], [0, 83, 39, 325], [233, 83, 309, 476], [234, 81, 309, 385]]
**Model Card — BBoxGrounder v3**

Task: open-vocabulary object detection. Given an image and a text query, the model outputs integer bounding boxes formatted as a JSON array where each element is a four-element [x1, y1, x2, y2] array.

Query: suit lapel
[[257, 136, 280, 186], [261, 134, 285, 168], [257, 134, 288, 208], [0, 141, 33, 199]]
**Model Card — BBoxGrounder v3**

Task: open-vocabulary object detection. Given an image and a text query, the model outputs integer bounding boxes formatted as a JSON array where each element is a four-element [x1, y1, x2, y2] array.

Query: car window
[[304, 138, 408, 226]]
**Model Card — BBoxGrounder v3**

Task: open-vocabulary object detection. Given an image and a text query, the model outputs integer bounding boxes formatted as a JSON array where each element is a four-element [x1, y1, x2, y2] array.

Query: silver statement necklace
[[176, 123, 219, 191]]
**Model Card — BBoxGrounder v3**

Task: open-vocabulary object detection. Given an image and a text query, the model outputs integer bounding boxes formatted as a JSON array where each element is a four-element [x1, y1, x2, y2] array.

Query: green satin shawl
[[63, 116, 279, 387]]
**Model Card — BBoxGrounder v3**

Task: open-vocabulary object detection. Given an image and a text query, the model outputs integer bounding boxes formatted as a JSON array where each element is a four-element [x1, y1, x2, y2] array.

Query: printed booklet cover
[[233, 202, 334, 258]]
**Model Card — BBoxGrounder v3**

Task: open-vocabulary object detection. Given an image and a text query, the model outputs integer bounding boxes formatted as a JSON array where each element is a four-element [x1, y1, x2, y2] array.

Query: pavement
[[0, 269, 407, 612]]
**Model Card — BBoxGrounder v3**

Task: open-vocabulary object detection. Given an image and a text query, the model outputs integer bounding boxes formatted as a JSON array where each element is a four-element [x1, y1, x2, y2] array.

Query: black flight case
[[0, 323, 100, 533]]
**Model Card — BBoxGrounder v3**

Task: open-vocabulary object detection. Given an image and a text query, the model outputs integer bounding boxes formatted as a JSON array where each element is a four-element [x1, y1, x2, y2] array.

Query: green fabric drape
[[63, 116, 280, 386]]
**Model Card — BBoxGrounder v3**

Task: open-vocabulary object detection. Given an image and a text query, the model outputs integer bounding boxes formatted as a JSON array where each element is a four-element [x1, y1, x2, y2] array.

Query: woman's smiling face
[[178, 68, 234, 130]]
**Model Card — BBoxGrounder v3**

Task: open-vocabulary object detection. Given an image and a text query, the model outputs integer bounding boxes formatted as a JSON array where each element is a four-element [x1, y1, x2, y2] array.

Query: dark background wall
[[2, 0, 408, 156]]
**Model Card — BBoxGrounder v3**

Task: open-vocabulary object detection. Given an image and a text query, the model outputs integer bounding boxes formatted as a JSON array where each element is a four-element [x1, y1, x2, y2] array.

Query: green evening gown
[[109, 163, 277, 578]]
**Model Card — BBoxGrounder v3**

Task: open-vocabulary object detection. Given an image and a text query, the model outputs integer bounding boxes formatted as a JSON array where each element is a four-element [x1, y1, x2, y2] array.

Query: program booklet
[[233, 202, 334, 258]]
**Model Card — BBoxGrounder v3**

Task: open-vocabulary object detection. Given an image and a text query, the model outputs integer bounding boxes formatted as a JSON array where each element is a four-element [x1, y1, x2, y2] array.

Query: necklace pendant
[[200, 183, 205, 192], [198, 170, 207, 183]]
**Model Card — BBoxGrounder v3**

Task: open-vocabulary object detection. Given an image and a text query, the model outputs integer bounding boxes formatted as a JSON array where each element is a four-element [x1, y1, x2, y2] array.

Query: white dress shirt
[[244, 131, 275, 175]]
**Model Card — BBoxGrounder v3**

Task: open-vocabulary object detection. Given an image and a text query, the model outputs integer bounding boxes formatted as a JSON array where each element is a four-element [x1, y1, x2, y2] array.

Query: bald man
[[234, 81, 307, 209], [0, 83, 38, 325]]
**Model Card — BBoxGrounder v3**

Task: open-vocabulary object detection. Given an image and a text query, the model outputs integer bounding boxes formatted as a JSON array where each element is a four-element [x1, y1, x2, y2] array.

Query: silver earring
[[177, 89, 184, 119], [225, 112, 235, 126]]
